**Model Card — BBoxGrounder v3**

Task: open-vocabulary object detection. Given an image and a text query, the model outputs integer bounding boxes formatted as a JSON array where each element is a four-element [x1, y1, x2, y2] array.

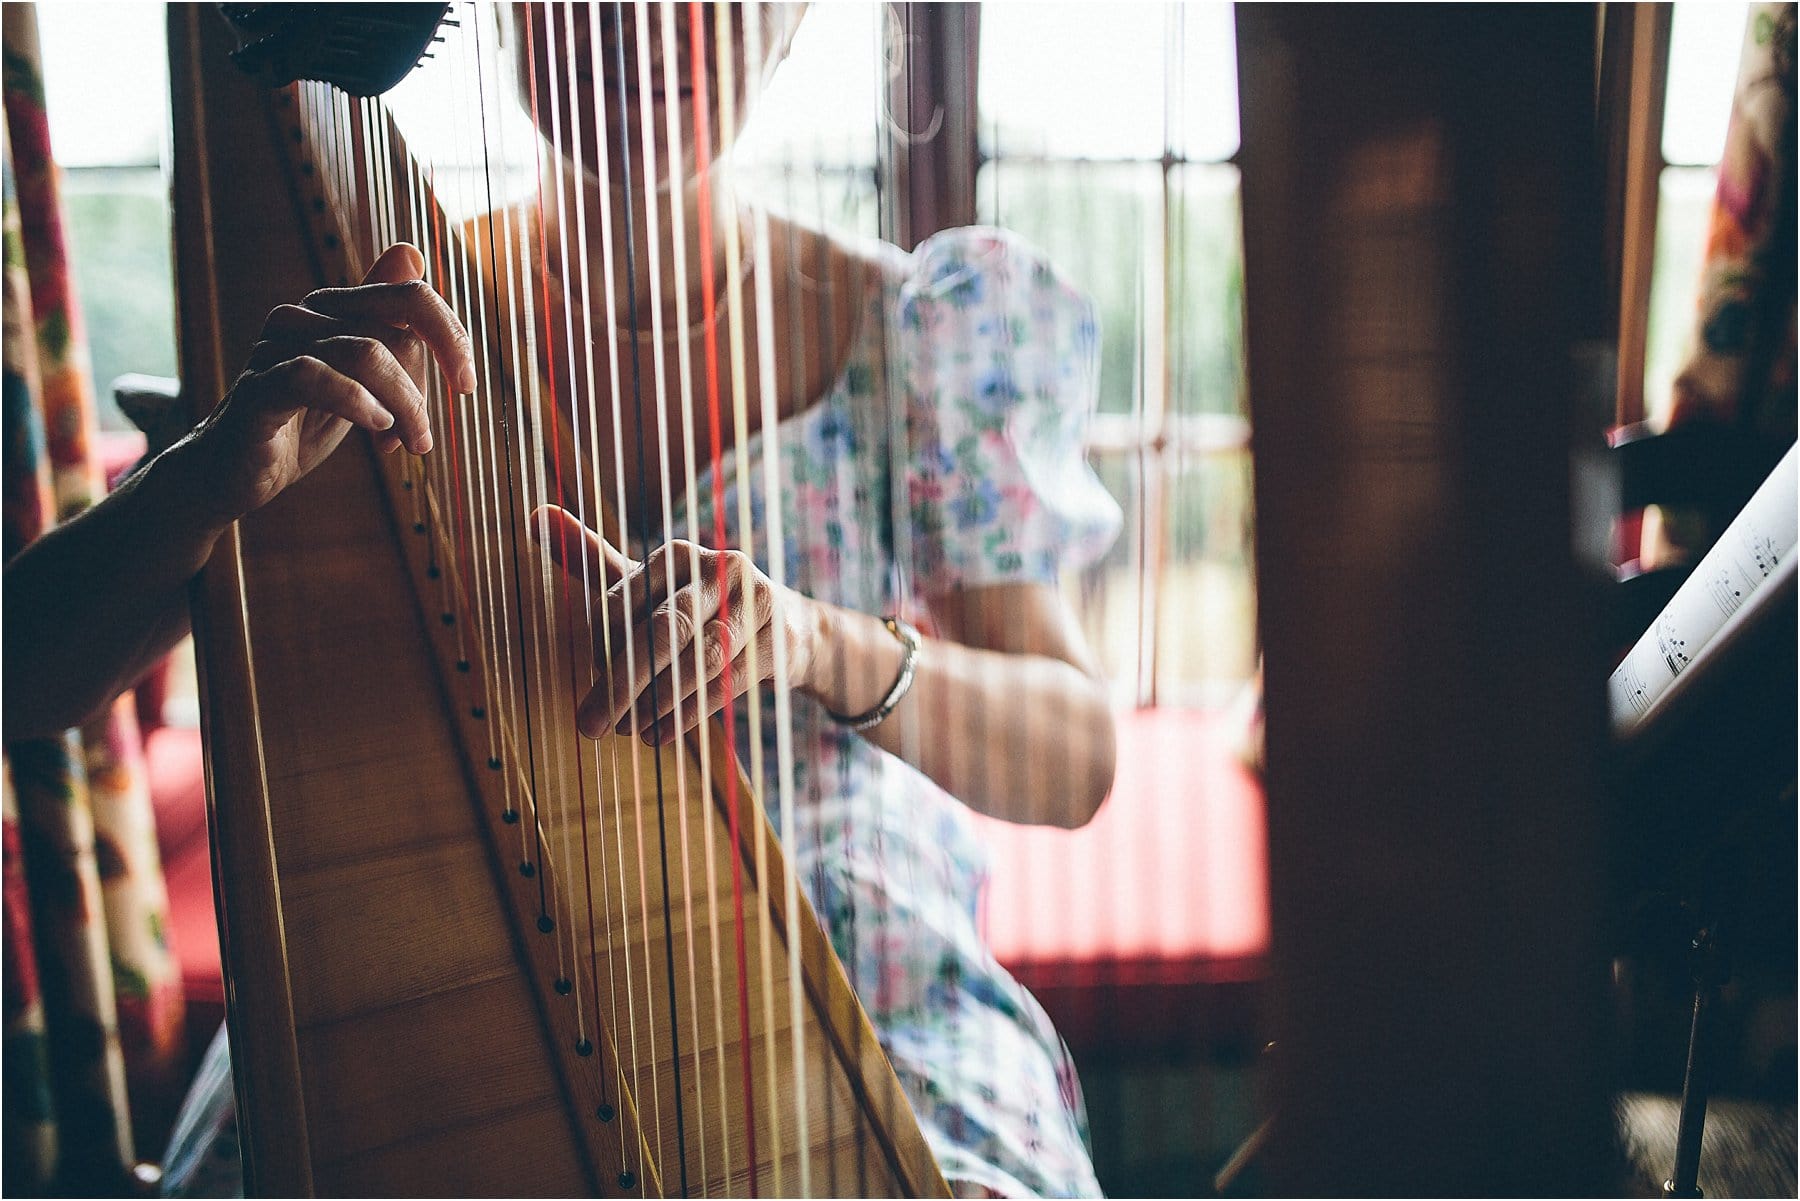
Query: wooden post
[[1237, 6, 1617, 1193], [882, 3, 979, 250]]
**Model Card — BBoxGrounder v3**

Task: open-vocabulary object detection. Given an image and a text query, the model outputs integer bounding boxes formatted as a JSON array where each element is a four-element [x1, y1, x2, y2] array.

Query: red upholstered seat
[[145, 726, 223, 1010], [973, 706, 1268, 1052], [149, 704, 1268, 1047]]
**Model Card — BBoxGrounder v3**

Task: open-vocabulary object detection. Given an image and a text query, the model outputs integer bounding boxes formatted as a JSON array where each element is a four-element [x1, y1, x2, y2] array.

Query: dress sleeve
[[896, 227, 1123, 594]]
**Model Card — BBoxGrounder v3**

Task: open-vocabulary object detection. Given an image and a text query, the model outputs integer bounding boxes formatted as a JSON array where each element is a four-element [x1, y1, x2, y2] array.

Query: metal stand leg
[[1664, 926, 1727, 1199]]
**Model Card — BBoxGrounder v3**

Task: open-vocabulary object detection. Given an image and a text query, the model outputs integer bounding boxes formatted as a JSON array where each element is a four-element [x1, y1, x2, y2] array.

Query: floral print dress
[[163, 226, 1119, 1199], [669, 226, 1120, 1198]]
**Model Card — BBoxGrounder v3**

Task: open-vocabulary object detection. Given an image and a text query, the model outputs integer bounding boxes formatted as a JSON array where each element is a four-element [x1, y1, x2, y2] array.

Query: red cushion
[[142, 726, 223, 1008], [147, 726, 208, 863], [974, 706, 1269, 974], [95, 429, 147, 492], [143, 706, 1269, 1039]]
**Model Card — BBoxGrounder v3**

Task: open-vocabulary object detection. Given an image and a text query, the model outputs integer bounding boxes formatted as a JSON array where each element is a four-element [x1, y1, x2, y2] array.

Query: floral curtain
[[1666, 4, 1796, 445], [2, 5, 184, 1192]]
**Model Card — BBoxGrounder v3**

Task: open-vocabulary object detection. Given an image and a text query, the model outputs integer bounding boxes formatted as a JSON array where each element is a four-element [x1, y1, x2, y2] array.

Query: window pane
[[1160, 448, 1256, 704], [61, 168, 179, 430], [1170, 164, 1244, 416], [980, 4, 1168, 161], [1176, 3, 1240, 163], [978, 160, 1162, 418], [736, 2, 882, 173], [37, 2, 167, 168], [1663, 2, 1750, 167], [736, 164, 880, 240], [1644, 167, 1718, 423]]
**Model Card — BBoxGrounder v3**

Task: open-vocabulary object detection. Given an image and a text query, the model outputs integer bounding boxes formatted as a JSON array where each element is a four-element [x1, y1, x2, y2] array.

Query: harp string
[[687, 2, 760, 1190], [472, 5, 558, 923], [605, 1, 693, 1188], [421, 153, 486, 709], [501, 6, 580, 988], [565, 0, 635, 1151], [438, 148, 520, 840], [543, 0, 622, 1111], [583, 3, 675, 1179], [451, 12, 525, 869], [710, 6, 791, 1193], [622, 8, 691, 1161], [735, 11, 812, 1194], [441, 14, 527, 863], [625, 0, 717, 1185], [573, 0, 660, 1167], [524, 0, 586, 1037], [656, 0, 734, 1183], [789, 125, 851, 1197]]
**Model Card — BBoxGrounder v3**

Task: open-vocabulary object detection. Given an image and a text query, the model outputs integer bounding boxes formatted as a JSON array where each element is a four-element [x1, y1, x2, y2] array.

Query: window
[[977, 4, 1254, 708], [733, 2, 883, 237], [35, 1, 176, 432], [1639, 2, 1752, 423]]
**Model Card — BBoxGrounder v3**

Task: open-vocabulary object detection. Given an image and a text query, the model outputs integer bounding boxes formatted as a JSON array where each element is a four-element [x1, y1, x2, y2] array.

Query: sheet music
[[1609, 443, 1798, 732]]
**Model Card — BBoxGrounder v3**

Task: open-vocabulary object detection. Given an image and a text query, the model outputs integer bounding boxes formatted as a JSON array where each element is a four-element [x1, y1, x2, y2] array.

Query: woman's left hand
[[535, 506, 824, 745]]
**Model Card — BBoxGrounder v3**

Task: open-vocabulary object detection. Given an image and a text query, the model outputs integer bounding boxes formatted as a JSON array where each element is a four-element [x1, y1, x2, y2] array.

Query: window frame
[[890, 3, 1254, 708]]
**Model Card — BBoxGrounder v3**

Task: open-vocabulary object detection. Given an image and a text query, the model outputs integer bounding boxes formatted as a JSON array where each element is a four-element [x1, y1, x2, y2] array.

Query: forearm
[[3, 438, 224, 740], [801, 599, 1116, 827]]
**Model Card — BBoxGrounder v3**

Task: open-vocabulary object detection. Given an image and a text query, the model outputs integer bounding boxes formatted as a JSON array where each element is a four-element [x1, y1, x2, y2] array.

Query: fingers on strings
[[535, 509, 769, 743], [243, 269, 480, 455]]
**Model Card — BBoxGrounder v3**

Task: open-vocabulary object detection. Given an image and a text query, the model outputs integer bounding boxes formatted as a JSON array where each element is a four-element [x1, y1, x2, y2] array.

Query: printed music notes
[[1609, 443, 1798, 731]]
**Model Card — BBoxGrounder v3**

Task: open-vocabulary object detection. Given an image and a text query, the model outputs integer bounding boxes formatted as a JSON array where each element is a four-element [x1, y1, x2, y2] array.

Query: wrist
[[794, 592, 839, 698], [143, 435, 235, 563]]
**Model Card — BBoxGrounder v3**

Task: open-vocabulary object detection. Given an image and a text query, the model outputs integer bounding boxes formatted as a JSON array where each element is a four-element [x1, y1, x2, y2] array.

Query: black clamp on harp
[[219, 3, 452, 97]]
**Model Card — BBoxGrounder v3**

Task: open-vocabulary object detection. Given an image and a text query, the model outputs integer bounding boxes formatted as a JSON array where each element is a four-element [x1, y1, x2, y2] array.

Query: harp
[[169, 3, 949, 1195]]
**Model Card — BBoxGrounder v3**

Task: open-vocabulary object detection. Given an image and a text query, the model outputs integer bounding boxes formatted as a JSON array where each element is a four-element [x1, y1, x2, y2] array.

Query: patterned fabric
[[671, 227, 1118, 1198], [3, 759, 57, 1193], [2, 5, 184, 1188], [1667, 3, 1795, 440], [1661, 2, 1796, 554]]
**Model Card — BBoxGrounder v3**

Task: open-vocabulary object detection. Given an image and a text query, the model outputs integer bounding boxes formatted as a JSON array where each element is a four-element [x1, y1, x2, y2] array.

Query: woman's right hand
[[185, 242, 476, 529]]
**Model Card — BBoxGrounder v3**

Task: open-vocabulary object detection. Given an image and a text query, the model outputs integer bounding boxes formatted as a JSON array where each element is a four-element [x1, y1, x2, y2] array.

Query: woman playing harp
[[171, 4, 1120, 1197]]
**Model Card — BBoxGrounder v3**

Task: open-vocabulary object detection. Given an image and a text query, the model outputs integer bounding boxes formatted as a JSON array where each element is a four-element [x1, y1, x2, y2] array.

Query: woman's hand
[[185, 243, 476, 529], [535, 506, 825, 745]]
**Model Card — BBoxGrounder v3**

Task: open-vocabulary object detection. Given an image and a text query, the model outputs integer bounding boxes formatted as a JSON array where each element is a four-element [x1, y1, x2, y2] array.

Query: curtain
[[1666, 4, 1796, 445], [2, 5, 184, 1192]]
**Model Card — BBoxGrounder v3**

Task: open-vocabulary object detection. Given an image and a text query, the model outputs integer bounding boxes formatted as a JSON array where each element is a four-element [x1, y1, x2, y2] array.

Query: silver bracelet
[[825, 616, 921, 733]]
